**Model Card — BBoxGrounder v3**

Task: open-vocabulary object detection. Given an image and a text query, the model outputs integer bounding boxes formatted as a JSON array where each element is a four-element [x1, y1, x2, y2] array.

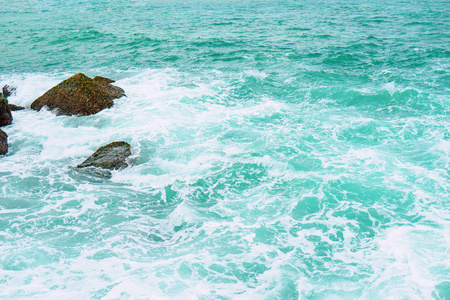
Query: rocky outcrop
[[0, 97, 12, 127], [30, 73, 125, 116], [9, 104, 25, 111], [77, 141, 131, 170], [1, 85, 24, 110], [0, 129, 7, 155], [0, 87, 15, 155], [0, 85, 16, 98]]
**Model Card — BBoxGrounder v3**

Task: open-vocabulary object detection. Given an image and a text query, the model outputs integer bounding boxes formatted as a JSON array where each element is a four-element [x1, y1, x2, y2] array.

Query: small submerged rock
[[0, 97, 12, 127], [31, 73, 125, 116], [77, 141, 131, 170], [0, 129, 7, 155]]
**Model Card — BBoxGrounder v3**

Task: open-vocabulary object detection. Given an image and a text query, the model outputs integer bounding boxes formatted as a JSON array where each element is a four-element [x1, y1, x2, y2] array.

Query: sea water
[[0, 0, 449, 299]]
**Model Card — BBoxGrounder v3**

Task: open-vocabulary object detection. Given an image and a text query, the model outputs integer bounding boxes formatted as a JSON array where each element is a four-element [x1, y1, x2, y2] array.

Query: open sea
[[1, 0, 449, 299]]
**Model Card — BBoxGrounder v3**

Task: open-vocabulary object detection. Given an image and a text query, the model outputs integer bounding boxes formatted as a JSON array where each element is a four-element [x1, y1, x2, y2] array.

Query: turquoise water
[[1, 0, 449, 299]]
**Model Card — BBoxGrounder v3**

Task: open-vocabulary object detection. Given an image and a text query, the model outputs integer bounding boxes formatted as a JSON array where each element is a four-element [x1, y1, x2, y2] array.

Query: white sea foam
[[365, 224, 450, 299], [1, 67, 449, 299], [243, 69, 269, 80]]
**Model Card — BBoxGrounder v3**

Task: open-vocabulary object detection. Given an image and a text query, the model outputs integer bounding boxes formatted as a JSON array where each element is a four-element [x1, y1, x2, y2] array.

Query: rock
[[0, 85, 22, 112], [93, 76, 115, 84], [9, 104, 25, 111], [30, 73, 125, 116], [0, 97, 12, 127], [77, 141, 131, 170], [1, 85, 16, 98], [0, 129, 7, 155]]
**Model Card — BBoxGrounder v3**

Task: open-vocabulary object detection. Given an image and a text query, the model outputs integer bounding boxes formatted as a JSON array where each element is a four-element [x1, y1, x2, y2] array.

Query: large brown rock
[[30, 73, 125, 116], [77, 141, 131, 170], [0, 129, 7, 155], [0, 97, 12, 127]]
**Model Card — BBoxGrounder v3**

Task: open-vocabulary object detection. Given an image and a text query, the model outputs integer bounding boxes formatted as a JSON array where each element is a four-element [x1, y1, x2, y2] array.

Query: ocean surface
[[1, 0, 449, 299]]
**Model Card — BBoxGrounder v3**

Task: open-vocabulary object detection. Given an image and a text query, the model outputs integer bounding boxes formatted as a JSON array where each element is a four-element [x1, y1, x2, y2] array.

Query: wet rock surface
[[30, 73, 125, 116], [77, 141, 131, 170], [9, 104, 25, 111], [0, 129, 7, 155], [0, 97, 13, 127]]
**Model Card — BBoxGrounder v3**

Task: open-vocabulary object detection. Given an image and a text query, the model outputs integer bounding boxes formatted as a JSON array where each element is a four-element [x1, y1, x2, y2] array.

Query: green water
[[0, 0, 449, 299]]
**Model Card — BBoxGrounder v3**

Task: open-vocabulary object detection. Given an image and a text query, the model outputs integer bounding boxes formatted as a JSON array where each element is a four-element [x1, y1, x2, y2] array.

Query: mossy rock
[[30, 73, 125, 116], [0, 97, 12, 127], [0, 129, 7, 155], [77, 141, 131, 170]]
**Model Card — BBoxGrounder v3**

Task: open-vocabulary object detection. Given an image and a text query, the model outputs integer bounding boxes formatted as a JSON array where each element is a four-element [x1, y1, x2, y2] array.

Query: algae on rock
[[31, 73, 125, 116]]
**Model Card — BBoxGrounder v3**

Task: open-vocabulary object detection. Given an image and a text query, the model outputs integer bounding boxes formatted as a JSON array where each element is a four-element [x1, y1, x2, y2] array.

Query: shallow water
[[1, 0, 449, 299]]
